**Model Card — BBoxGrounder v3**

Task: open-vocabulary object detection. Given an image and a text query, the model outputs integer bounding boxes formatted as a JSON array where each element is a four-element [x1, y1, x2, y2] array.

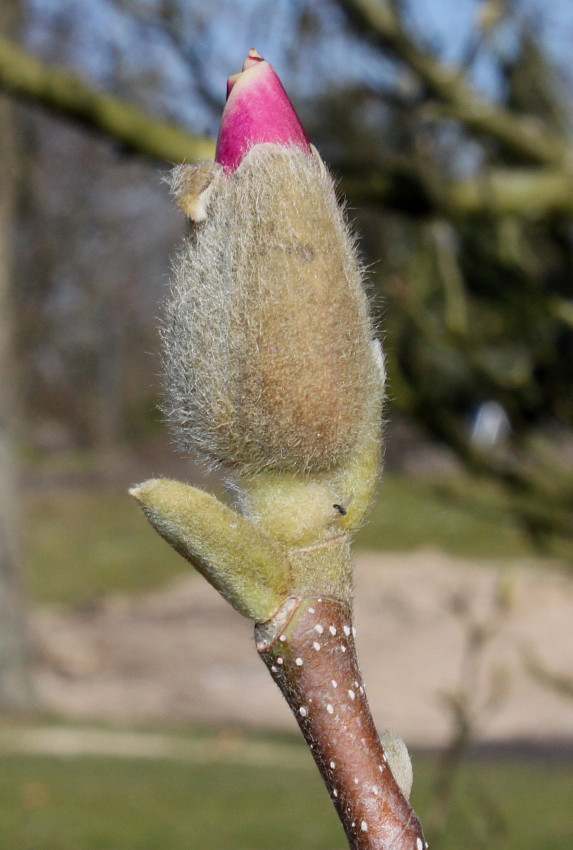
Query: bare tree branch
[[342, 164, 573, 218], [444, 168, 573, 217], [0, 0, 37, 714], [0, 35, 215, 163], [336, 0, 569, 165], [2, 35, 573, 220], [109, 0, 223, 116]]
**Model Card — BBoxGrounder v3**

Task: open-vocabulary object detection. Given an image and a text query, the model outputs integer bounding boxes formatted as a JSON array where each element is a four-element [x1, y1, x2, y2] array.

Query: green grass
[[25, 473, 538, 607], [25, 489, 186, 606], [0, 737, 571, 850], [355, 474, 533, 558], [0, 750, 340, 850], [413, 756, 573, 850]]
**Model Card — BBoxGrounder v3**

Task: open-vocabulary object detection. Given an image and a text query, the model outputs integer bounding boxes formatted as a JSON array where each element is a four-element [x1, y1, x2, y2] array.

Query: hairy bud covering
[[163, 144, 377, 474]]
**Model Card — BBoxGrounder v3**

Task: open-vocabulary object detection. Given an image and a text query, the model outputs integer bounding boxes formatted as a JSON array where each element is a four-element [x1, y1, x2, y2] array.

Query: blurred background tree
[[331, 0, 573, 554], [0, 0, 36, 713], [0, 3, 571, 848], [0, 0, 571, 555], [0, 0, 572, 711]]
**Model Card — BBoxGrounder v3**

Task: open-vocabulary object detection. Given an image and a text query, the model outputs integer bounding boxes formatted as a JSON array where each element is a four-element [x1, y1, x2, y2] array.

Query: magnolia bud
[[163, 55, 379, 477], [132, 54, 425, 850]]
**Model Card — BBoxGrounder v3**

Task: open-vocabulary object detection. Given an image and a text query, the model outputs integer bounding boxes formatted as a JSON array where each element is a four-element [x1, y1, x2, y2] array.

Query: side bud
[[129, 478, 288, 621], [379, 730, 414, 801]]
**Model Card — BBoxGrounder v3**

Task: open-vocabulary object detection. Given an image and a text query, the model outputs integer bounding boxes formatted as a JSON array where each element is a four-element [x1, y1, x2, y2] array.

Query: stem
[[256, 596, 426, 850]]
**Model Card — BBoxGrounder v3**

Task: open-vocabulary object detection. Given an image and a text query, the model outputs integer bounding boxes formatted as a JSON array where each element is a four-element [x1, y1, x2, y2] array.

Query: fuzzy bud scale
[[164, 145, 377, 474]]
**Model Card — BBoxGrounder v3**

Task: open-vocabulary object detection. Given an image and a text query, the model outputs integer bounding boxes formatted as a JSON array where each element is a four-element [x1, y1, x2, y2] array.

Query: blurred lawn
[[25, 474, 534, 606], [355, 474, 531, 557], [20, 479, 572, 850], [25, 488, 184, 606], [0, 737, 571, 850]]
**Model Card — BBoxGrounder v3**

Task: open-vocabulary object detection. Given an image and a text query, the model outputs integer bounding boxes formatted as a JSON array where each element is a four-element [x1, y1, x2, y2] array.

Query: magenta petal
[[241, 47, 265, 71], [215, 56, 310, 172]]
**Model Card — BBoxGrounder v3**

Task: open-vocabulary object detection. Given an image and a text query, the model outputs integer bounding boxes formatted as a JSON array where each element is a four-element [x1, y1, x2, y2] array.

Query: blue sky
[[25, 0, 573, 137]]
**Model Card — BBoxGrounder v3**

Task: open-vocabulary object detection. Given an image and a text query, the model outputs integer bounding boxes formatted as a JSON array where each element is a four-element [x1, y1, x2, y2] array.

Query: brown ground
[[32, 550, 573, 749]]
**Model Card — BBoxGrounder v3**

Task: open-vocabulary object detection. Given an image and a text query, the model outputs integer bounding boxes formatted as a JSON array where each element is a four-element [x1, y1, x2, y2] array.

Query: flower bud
[[163, 53, 380, 478], [215, 48, 310, 172]]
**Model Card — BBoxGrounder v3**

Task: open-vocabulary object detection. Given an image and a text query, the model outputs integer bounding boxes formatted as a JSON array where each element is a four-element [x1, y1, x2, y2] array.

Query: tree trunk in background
[[0, 0, 36, 713]]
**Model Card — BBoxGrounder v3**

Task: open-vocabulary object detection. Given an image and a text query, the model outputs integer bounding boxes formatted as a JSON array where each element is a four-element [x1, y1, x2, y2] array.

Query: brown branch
[[0, 35, 215, 163], [336, 0, 569, 165], [256, 595, 425, 850]]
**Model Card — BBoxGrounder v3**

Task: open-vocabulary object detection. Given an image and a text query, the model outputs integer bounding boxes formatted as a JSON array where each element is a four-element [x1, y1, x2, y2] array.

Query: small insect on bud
[[163, 50, 381, 479]]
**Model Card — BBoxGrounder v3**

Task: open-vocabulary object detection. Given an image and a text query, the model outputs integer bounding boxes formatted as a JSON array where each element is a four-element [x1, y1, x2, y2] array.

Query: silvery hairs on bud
[[162, 143, 378, 475]]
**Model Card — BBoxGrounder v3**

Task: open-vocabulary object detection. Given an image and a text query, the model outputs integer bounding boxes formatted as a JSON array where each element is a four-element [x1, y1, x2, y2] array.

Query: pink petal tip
[[216, 52, 310, 172], [242, 48, 264, 71]]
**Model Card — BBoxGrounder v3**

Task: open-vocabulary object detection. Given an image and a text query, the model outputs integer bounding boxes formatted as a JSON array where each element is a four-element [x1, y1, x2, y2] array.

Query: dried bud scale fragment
[[168, 161, 222, 222], [132, 49, 425, 850]]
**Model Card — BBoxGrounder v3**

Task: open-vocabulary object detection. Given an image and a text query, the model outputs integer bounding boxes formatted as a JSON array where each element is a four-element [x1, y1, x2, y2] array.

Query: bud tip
[[242, 47, 264, 70], [216, 50, 310, 172]]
